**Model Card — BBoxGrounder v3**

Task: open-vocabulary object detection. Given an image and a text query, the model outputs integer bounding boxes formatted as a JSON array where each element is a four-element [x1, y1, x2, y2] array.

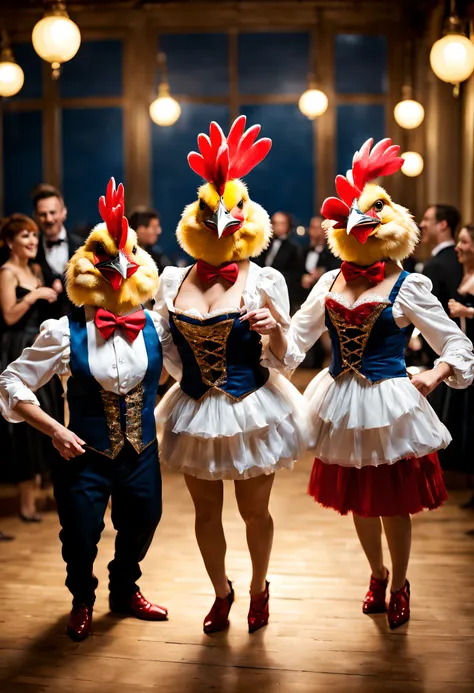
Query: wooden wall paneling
[[123, 18, 155, 211], [387, 25, 409, 211], [460, 22, 474, 224], [424, 5, 463, 211], [411, 17, 431, 222], [0, 99, 4, 217], [42, 61, 61, 189], [315, 12, 336, 207], [1, 99, 43, 111], [229, 29, 239, 124]]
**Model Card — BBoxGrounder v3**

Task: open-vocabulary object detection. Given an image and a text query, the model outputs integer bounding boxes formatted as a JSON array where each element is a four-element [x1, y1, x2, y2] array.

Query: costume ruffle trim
[[155, 371, 309, 480], [308, 453, 448, 517]]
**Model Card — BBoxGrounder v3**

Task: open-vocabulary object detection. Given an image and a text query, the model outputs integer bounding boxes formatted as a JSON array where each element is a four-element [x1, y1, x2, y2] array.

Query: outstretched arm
[[13, 401, 85, 460]]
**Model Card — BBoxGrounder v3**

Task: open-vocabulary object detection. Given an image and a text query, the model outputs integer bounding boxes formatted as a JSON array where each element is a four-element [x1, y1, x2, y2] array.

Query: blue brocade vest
[[169, 310, 269, 401], [326, 270, 412, 383], [67, 307, 162, 459]]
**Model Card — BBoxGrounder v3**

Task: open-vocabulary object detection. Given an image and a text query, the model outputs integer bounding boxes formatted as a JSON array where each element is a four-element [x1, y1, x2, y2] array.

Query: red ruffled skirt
[[308, 453, 448, 517]]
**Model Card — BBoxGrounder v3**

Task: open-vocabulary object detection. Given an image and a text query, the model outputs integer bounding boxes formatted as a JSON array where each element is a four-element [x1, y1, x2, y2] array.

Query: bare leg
[[184, 474, 230, 599], [382, 515, 411, 591], [18, 479, 39, 518], [234, 473, 274, 595], [352, 515, 387, 580]]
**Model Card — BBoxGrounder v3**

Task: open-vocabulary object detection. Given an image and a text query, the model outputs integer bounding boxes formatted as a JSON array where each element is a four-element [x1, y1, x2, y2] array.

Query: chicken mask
[[66, 178, 159, 314], [322, 138, 419, 267], [177, 115, 273, 266]]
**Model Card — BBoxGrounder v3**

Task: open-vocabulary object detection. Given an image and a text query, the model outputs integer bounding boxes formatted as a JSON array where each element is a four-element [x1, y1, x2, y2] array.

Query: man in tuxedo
[[420, 204, 462, 367], [300, 216, 341, 301], [33, 185, 82, 316], [129, 209, 171, 275], [299, 216, 340, 368], [420, 204, 462, 316], [257, 211, 304, 312]]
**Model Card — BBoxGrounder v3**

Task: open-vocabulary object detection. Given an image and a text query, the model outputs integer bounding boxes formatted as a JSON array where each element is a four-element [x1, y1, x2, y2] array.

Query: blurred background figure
[[32, 184, 82, 317], [257, 211, 304, 313], [299, 216, 341, 369], [0, 214, 62, 521], [420, 204, 462, 318], [416, 204, 462, 372], [300, 215, 341, 300], [435, 222, 474, 508], [129, 208, 171, 274]]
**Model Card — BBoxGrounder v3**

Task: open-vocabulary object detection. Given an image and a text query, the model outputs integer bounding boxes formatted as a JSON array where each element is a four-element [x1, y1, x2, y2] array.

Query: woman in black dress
[[442, 223, 474, 505], [0, 214, 60, 520]]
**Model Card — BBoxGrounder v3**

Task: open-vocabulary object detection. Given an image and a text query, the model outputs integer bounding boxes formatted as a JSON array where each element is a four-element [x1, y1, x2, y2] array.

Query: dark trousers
[[52, 439, 162, 606]]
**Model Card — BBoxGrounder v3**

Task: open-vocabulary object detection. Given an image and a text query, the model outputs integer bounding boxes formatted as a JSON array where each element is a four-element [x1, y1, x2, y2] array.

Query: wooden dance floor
[[1, 450, 474, 693]]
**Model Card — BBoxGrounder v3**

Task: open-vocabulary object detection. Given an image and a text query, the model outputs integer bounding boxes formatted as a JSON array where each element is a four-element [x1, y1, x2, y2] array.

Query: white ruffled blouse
[[0, 306, 182, 424], [268, 270, 474, 469], [153, 262, 309, 480]]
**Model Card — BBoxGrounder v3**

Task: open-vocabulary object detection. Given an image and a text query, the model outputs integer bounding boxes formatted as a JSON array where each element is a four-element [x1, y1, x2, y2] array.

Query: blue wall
[[2, 32, 389, 258]]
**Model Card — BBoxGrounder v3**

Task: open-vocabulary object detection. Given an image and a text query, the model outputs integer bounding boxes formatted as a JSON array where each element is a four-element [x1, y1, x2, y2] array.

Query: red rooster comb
[[187, 115, 272, 195], [321, 138, 404, 227], [98, 177, 129, 249]]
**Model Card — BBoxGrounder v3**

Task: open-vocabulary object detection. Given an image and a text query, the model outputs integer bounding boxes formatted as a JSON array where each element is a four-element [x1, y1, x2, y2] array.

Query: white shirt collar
[[431, 240, 455, 257], [43, 225, 67, 248]]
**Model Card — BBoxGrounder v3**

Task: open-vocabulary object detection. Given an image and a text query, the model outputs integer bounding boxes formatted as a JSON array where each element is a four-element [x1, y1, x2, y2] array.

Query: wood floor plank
[[1, 432, 473, 693]]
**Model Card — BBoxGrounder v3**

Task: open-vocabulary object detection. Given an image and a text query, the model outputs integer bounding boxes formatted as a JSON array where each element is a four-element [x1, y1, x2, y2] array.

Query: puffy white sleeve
[[149, 311, 182, 383], [393, 273, 474, 389], [152, 267, 186, 382], [279, 270, 338, 370], [253, 267, 291, 370], [0, 316, 70, 423]]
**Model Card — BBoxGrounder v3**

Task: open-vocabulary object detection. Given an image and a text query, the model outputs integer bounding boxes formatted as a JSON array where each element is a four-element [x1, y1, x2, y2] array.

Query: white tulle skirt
[[305, 369, 452, 468], [155, 370, 309, 480]]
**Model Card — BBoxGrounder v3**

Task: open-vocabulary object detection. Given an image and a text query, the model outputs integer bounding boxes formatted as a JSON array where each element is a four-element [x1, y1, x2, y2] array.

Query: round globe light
[[0, 57, 24, 97], [394, 99, 425, 129], [401, 151, 424, 177], [298, 88, 328, 119], [32, 13, 81, 65], [430, 33, 474, 84], [149, 95, 181, 127]]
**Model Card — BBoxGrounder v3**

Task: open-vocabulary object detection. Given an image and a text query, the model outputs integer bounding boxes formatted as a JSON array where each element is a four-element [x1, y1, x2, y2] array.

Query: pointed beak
[[95, 250, 138, 290], [346, 199, 380, 244], [205, 198, 242, 238]]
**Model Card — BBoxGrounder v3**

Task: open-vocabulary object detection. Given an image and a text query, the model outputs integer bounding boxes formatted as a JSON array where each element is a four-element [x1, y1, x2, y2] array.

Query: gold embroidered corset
[[169, 310, 269, 401], [324, 271, 411, 383]]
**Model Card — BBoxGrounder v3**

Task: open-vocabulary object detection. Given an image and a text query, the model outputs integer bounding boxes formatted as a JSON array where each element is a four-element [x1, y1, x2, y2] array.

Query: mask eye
[[199, 199, 206, 211], [237, 199, 244, 209], [373, 199, 384, 213], [132, 246, 137, 255]]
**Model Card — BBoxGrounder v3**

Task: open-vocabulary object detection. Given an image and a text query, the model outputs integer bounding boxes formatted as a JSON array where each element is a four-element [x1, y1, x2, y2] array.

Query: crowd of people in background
[[1, 186, 474, 538]]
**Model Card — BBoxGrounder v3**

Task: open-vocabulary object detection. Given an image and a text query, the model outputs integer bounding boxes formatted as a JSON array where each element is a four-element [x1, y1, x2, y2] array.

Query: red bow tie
[[95, 308, 146, 343], [196, 259, 239, 286], [341, 261, 386, 286]]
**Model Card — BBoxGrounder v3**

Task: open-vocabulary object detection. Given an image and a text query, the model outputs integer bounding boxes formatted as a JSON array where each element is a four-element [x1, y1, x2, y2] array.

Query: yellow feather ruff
[[326, 185, 419, 265], [176, 180, 272, 265], [66, 223, 159, 314]]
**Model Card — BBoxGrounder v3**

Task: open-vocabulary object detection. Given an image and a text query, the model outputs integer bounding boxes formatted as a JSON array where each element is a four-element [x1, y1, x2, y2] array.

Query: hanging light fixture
[[299, 74, 328, 119], [32, 1, 81, 79], [401, 151, 424, 177], [149, 52, 181, 127], [394, 87, 425, 129], [393, 40, 424, 129], [430, 0, 474, 96], [0, 31, 24, 97]]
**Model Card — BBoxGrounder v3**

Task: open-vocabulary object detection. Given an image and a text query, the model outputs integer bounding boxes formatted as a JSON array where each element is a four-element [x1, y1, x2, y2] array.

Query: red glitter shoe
[[67, 602, 93, 642], [203, 580, 235, 634], [248, 581, 270, 633], [362, 569, 389, 615], [388, 580, 410, 629]]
